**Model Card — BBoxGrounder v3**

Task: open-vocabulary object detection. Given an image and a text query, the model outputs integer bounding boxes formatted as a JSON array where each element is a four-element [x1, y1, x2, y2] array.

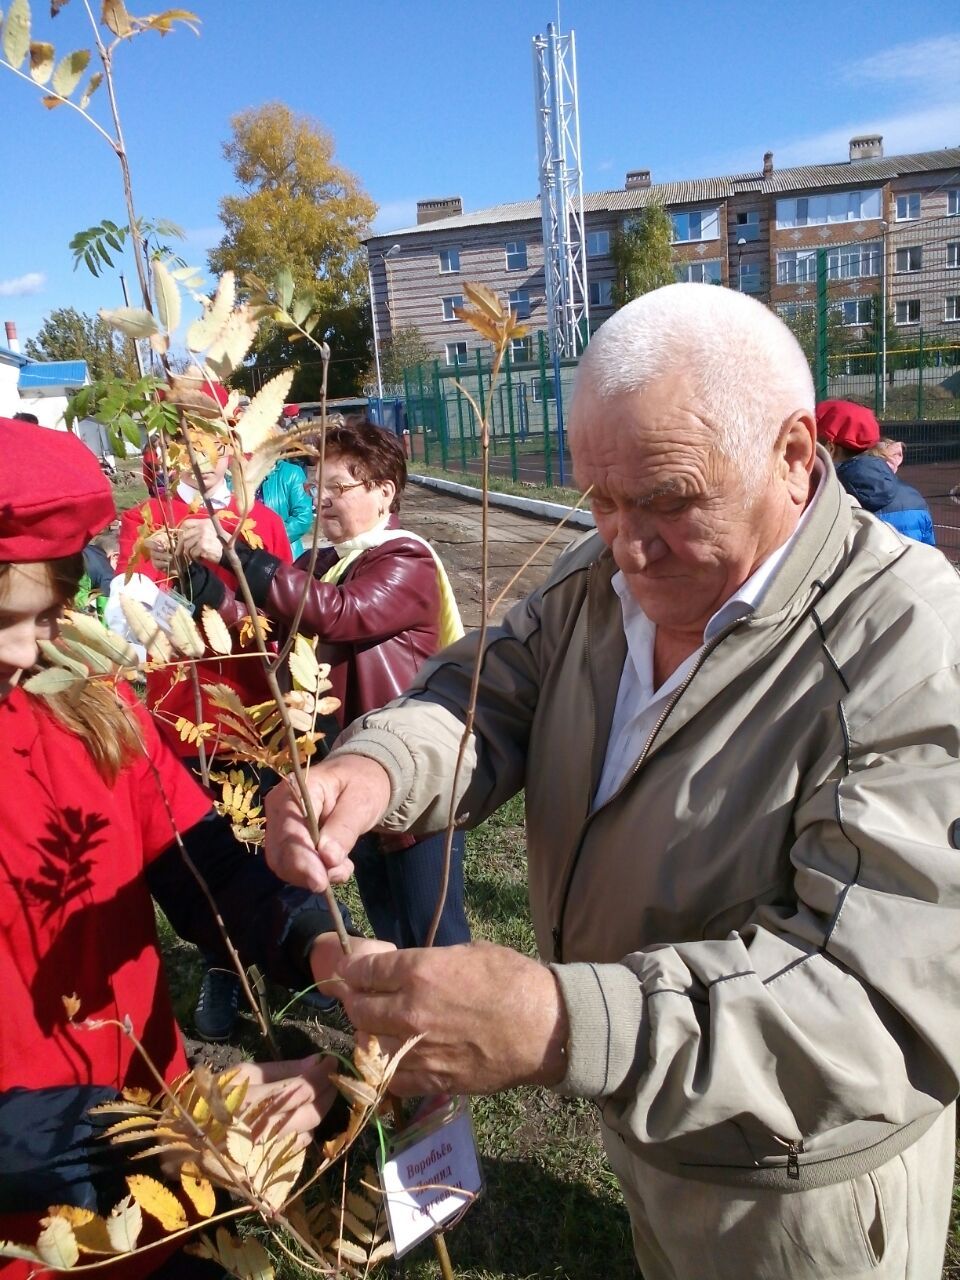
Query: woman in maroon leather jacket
[[179, 418, 470, 950]]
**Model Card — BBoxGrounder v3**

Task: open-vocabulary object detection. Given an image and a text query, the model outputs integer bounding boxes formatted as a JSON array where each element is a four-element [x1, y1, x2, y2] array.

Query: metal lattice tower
[[532, 22, 589, 359]]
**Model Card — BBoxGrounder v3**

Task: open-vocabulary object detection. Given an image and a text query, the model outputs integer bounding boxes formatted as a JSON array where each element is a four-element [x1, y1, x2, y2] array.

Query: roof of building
[[19, 360, 90, 389], [368, 145, 960, 240], [0, 344, 28, 367]]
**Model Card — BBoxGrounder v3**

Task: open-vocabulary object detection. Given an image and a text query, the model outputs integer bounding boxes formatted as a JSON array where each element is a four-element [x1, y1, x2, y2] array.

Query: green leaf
[[28, 39, 53, 82], [152, 257, 181, 334], [276, 267, 294, 312], [51, 46, 90, 97], [2, 0, 31, 68], [78, 69, 102, 107], [23, 667, 83, 694], [99, 305, 158, 338]]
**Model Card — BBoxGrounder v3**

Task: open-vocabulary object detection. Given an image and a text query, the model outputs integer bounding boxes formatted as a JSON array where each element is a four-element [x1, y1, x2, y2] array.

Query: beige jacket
[[333, 463, 960, 1189]]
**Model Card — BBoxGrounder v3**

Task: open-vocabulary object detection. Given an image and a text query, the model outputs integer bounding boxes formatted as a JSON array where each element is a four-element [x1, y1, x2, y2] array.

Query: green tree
[[24, 306, 140, 381], [209, 103, 376, 310], [365, 326, 432, 392], [610, 205, 675, 307]]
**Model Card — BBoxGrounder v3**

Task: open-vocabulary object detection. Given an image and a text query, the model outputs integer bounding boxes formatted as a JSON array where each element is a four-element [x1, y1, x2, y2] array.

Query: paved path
[[401, 480, 581, 628]]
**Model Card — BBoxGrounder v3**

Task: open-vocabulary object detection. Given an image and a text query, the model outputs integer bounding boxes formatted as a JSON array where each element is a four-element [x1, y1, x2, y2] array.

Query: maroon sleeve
[[264, 541, 441, 645]]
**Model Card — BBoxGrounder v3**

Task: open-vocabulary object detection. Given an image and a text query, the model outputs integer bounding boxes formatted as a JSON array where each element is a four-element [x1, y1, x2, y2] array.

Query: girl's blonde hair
[[0, 555, 140, 782]]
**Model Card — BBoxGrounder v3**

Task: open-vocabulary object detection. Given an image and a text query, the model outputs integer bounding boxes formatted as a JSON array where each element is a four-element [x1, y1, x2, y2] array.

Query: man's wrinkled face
[[570, 370, 805, 637]]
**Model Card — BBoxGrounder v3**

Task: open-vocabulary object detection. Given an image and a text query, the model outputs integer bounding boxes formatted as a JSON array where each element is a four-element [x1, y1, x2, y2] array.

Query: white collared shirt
[[176, 479, 232, 510], [593, 463, 825, 808]]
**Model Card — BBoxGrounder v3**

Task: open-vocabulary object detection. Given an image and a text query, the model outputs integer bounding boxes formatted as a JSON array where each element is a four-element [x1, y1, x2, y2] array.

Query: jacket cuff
[[235, 541, 282, 608], [182, 561, 226, 616], [551, 962, 648, 1100], [327, 726, 418, 817]]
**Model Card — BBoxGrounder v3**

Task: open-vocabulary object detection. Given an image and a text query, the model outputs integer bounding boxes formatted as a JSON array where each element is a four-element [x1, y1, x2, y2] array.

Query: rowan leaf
[[257, 1141, 305, 1211], [50, 45, 89, 96], [2, 0, 30, 68], [140, 7, 200, 36], [204, 304, 259, 380], [185, 271, 236, 352], [180, 1163, 215, 1218], [99, 305, 159, 339], [77, 68, 102, 106], [38, 637, 89, 677], [289, 633, 320, 693], [127, 1174, 187, 1232], [152, 257, 182, 334], [0, 1241, 43, 1262], [462, 280, 504, 321], [28, 39, 53, 81], [46, 1206, 115, 1256], [60, 609, 140, 666], [36, 1215, 79, 1268], [167, 604, 205, 658], [201, 604, 232, 654], [235, 367, 294, 454], [101, 0, 132, 36], [23, 666, 82, 694], [119, 594, 173, 662], [105, 1195, 142, 1253], [330, 1072, 379, 1111]]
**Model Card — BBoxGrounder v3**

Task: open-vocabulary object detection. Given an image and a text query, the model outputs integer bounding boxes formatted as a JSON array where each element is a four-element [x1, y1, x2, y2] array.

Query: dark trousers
[[352, 831, 470, 949]]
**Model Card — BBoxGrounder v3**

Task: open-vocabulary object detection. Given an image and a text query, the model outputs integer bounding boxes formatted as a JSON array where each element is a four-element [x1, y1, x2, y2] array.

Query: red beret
[[0, 418, 116, 562], [815, 400, 880, 453]]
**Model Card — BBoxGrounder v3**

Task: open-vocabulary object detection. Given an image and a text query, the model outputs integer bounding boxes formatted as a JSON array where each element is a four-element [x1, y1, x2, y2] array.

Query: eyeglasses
[[320, 479, 368, 499]]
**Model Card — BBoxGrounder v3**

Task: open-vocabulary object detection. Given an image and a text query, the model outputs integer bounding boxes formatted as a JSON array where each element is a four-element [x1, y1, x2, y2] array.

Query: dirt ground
[[400, 481, 583, 627]]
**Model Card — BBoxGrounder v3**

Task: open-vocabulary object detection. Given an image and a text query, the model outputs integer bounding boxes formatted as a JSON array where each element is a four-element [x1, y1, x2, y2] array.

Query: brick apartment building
[[365, 138, 960, 376]]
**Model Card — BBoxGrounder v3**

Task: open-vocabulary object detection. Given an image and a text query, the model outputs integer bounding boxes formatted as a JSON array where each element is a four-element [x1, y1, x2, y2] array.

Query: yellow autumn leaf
[[462, 280, 505, 321], [237, 517, 263, 551], [179, 1163, 216, 1219], [119, 595, 173, 662], [289, 634, 320, 693], [235, 368, 294, 454], [185, 272, 237, 353], [37, 1216, 79, 1268], [201, 605, 233, 655], [166, 604, 205, 658], [46, 1207, 115, 1256], [127, 1174, 188, 1232]]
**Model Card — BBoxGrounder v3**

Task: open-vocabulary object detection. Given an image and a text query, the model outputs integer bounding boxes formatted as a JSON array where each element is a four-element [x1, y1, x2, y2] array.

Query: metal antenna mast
[[532, 21, 589, 359]]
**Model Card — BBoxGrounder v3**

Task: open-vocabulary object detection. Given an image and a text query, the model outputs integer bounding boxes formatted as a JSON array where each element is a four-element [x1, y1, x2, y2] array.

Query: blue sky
[[0, 0, 957, 346]]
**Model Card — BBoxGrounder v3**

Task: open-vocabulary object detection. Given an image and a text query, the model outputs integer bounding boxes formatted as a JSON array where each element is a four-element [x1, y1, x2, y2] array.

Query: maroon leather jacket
[[229, 537, 443, 729]]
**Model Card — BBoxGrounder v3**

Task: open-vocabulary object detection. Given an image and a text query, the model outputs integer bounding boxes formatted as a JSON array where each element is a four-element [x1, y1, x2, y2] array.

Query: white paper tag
[[379, 1098, 483, 1257], [150, 588, 192, 634]]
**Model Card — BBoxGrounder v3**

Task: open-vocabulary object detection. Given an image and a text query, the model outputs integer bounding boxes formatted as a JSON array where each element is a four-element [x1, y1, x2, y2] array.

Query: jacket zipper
[[552, 619, 739, 962]]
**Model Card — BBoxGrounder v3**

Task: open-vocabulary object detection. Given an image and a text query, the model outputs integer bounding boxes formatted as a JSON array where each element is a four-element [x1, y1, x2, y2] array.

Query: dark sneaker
[[194, 967, 242, 1041], [297, 987, 339, 1016]]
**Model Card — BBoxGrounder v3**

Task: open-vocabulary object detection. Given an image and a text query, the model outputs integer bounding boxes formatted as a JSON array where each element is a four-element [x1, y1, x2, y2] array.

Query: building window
[[586, 230, 610, 256], [588, 279, 614, 307], [841, 299, 873, 326], [510, 336, 532, 361], [945, 296, 960, 323], [735, 211, 760, 242], [441, 294, 463, 321], [827, 242, 881, 279], [948, 243, 960, 269], [445, 341, 468, 366], [895, 193, 921, 221], [895, 246, 922, 274], [949, 190, 960, 217], [776, 188, 881, 228], [508, 288, 531, 320], [532, 379, 557, 402], [777, 250, 818, 284], [675, 260, 722, 285], [738, 263, 762, 294], [895, 300, 921, 325], [438, 248, 460, 274], [671, 208, 720, 243], [505, 241, 528, 270]]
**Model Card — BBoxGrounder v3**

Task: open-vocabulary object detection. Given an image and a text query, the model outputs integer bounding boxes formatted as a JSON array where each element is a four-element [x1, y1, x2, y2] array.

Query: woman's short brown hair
[[323, 416, 406, 514]]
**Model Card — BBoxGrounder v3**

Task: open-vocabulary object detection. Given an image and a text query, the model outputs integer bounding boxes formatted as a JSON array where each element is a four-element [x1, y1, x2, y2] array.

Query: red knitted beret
[[815, 400, 880, 453], [0, 418, 115, 561]]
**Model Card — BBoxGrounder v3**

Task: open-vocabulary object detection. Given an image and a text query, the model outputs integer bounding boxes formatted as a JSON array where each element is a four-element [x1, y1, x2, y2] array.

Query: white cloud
[[372, 199, 419, 233], [851, 34, 960, 90], [0, 271, 45, 298]]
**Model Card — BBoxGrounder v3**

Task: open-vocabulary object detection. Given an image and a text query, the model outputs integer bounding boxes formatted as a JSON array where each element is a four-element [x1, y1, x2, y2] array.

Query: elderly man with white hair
[[267, 283, 960, 1278]]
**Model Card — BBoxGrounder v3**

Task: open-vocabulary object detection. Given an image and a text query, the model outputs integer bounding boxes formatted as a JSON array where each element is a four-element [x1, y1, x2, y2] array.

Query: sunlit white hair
[[571, 283, 815, 491]]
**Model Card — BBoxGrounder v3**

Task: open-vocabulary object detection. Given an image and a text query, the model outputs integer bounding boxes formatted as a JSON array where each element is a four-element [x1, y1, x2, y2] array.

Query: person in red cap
[[816, 399, 935, 544], [0, 419, 342, 1278]]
